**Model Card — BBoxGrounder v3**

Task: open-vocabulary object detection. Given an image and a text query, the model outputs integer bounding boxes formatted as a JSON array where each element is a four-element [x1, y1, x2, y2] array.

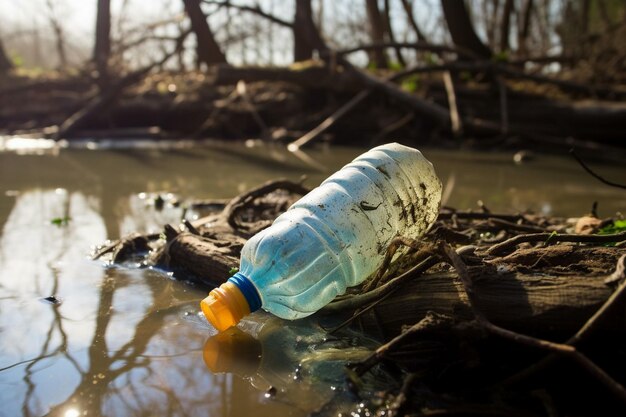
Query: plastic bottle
[[201, 143, 442, 331]]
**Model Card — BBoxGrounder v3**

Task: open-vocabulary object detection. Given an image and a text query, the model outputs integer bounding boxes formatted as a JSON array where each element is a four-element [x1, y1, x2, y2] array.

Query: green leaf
[[51, 217, 71, 227], [229, 267, 239, 275], [544, 230, 558, 246], [400, 74, 420, 93], [388, 61, 404, 71], [599, 219, 626, 235]]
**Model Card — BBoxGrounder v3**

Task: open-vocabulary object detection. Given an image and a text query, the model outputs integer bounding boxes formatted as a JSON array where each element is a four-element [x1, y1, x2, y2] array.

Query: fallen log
[[359, 251, 621, 339]]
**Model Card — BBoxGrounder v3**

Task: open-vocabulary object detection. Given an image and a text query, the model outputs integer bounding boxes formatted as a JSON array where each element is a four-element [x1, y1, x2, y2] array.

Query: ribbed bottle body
[[238, 143, 442, 319]]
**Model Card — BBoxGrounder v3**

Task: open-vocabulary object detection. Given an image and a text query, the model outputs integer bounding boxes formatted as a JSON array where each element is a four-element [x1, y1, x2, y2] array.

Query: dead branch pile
[[2, 52, 626, 154]]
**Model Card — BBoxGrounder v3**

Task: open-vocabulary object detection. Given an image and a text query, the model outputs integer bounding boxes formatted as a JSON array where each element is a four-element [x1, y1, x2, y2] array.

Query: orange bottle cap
[[201, 281, 251, 331]]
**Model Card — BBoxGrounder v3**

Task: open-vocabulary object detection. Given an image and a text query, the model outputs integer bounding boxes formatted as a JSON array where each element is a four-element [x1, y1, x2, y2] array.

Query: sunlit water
[[0, 139, 624, 417]]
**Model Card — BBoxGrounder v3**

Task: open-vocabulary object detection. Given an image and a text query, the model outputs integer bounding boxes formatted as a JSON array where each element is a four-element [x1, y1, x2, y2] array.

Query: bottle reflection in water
[[202, 316, 377, 411]]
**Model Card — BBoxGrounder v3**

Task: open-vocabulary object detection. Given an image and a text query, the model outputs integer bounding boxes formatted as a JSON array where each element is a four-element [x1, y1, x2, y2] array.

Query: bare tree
[[203, 0, 326, 63], [294, 0, 327, 61], [182, 0, 227, 66], [517, 0, 534, 55], [499, 0, 514, 52], [400, 0, 427, 41], [365, 0, 388, 68], [45, 0, 68, 69], [0, 38, 12, 74], [441, 0, 492, 59], [382, 0, 406, 66], [94, 0, 111, 83], [580, 0, 591, 35]]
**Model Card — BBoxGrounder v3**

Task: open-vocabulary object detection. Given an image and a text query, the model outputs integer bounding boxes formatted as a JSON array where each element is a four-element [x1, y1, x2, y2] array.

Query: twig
[[387, 372, 418, 417], [287, 60, 433, 150], [442, 244, 626, 406], [335, 41, 477, 60], [288, 90, 371, 151], [488, 218, 546, 233], [438, 211, 524, 222], [497, 76, 509, 135], [570, 148, 626, 190], [220, 178, 309, 230], [322, 255, 439, 313], [340, 59, 452, 128], [370, 112, 414, 145], [236, 80, 269, 137], [363, 236, 423, 292], [442, 71, 462, 136], [327, 289, 396, 335], [203, 0, 293, 28], [505, 254, 626, 385], [350, 311, 452, 376], [485, 231, 626, 256], [183, 220, 200, 235]]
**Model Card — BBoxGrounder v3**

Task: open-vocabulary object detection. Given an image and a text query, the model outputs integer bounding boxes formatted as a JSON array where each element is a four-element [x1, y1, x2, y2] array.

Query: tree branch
[[203, 0, 293, 28], [570, 149, 626, 190]]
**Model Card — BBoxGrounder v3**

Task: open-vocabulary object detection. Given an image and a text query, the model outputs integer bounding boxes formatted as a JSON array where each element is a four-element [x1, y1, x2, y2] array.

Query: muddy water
[[0, 139, 624, 417]]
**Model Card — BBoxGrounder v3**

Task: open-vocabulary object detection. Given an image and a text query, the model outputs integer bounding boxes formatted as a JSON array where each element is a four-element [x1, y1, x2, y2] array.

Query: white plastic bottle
[[201, 143, 442, 331]]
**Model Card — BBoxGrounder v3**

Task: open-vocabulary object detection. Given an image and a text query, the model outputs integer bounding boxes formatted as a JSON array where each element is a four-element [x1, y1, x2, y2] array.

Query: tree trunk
[[499, 0, 514, 52], [0, 38, 12, 74], [580, 0, 591, 35], [93, 0, 111, 83], [441, 0, 492, 59], [293, 0, 327, 62], [365, 0, 389, 68], [46, 0, 68, 69], [383, 0, 406, 66], [400, 0, 427, 41], [182, 0, 227, 67], [517, 0, 534, 56], [294, 0, 315, 61]]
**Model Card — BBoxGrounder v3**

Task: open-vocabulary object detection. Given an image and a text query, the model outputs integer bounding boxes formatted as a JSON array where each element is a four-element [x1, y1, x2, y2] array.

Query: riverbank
[[2, 63, 625, 158]]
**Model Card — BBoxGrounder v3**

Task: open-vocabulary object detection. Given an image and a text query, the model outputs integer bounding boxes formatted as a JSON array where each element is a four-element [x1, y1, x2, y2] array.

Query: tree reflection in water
[[0, 189, 309, 417]]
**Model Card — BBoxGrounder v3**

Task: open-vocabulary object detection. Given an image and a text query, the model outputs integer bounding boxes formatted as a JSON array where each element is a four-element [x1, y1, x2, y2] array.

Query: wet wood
[[365, 263, 619, 339], [154, 232, 242, 286]]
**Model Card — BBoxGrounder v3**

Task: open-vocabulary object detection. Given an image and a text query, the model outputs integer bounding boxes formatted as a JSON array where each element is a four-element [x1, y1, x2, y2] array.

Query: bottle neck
[[229, 272, 262, 312]]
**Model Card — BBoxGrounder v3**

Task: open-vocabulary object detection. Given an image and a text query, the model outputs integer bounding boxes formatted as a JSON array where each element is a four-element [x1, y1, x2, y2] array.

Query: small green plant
[[388, 61, 404, 71], [229, 267, 239, 275], [11, 53, 24, 67], [599, 219, 626, 235], [51, 216, 71, 227], [400, 75, 421, 93], [544, 230, 558, 246], [493, 51, 509, 63]]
